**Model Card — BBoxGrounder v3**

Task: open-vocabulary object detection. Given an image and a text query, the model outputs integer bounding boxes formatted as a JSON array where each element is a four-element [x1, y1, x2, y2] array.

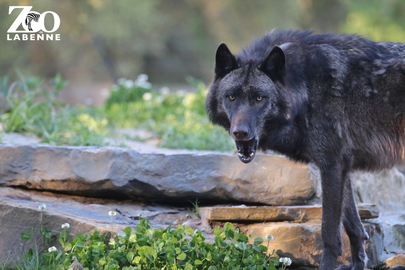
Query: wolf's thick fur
[[206, 30, 405, 270]]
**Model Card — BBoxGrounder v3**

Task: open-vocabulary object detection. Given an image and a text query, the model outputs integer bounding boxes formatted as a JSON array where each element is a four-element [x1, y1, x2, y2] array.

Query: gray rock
[[0, 187, 190, 263], [377, 213, 405, 262], [352, 169, 405, 212], [1, 142, 404, 267], [309, 164, 405, 212], [0, 144, 317, 205]]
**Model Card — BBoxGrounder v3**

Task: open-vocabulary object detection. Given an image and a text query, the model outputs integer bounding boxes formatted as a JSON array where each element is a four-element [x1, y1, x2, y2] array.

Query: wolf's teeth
[[238, 153, 243, 157], [249, 152, 254, 157]]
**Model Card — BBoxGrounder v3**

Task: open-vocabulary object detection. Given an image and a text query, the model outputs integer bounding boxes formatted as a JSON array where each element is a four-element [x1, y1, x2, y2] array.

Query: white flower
[[48, 246, 57, 252], [142, 92, 153, 101], [117, 78, 126, 85], [135, 74, 152, 89], [265, 234, 274, 241], [38, 204, 46, 211], [124, 79, 134, 89], [61, 223, 70, 229], [136, 74, 148, 83], [108, 211, 117, 217], [160, 87, 170, 95], [279, 257, 292, 266]]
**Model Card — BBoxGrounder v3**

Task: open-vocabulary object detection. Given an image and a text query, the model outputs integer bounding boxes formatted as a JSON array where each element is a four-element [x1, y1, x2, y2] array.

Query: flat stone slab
[[200, 204, 379, 224], [0, 144, 317, 205], [0, 187, 194, 263], [384, 254, 405, 268]]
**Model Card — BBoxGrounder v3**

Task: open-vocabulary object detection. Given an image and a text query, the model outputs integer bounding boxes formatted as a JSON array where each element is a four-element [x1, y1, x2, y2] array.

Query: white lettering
[[7, 6, 32, 33], [40, 11, 60, 32], [6, 33, 61, 41], [8, 6, 61, 34]]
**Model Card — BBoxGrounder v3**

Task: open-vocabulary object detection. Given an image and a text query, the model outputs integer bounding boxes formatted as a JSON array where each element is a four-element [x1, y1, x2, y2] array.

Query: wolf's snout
[[232, 126, 249, 140]]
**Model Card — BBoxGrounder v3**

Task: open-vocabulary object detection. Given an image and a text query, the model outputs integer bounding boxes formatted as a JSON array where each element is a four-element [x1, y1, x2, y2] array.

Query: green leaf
[[177, 252, 186, 260], [213, 228, 222, 236], [99, 257, 107, 265], [132, 256, 141, 264], [253, 237, 264, 245], [21, 228, 33, 241], [127, 251, 135, 263], [60, 230, 70, 241], [184, 226, 194, 235], [235, 242, 247, 251], [129, 233, 137, 243], [74, 241, 85, 248], [62, 242, 73, 252], [124, 227, 132, 235], [224, 222, 234, 231], [207, 252, 213, 261]]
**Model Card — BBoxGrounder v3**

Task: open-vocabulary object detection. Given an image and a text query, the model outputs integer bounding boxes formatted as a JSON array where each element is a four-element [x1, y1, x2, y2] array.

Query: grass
[[0, 74, 108, 146], [104, 76, 234, 151], [0, 74, 234, 152]]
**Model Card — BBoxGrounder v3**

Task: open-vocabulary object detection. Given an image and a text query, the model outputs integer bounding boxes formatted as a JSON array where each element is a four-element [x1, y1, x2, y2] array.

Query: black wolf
[[206, 30, 405, 270]]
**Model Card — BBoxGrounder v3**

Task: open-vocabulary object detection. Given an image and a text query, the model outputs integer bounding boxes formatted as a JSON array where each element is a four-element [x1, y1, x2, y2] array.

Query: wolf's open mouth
[[235, 138, 258, 163]]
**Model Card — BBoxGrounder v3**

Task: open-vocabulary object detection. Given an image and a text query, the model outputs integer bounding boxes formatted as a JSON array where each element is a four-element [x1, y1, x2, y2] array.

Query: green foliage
[[0, 74, 108, 146], [104, 75, 234, 151], [0, 74, 232, 151], [341, 0, 405, 42], [14, 219, 281, 270], [106, 75, 152, 108]]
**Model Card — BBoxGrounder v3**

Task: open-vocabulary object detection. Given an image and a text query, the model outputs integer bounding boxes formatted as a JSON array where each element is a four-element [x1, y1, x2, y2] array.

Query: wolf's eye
[[256, 96, 263, 101], [229, 95, 236, 101]]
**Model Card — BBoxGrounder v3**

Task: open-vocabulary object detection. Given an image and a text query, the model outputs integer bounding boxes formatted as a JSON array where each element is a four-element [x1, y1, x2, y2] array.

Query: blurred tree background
[[1, 0, 405, 105]]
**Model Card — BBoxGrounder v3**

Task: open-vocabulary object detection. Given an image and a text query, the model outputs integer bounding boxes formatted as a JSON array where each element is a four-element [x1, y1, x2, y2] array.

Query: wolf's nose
[[233, 127, 249, 139]]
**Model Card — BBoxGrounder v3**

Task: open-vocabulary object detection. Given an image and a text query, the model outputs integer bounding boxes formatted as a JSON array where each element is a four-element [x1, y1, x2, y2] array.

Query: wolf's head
[[206, 42, 294, 163]]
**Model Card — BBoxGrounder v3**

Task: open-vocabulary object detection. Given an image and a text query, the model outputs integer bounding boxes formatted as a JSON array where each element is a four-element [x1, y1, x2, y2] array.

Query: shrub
[[0, 74, 234, 151], [15, 217, 283, 270], [105, 76, 234, 151]]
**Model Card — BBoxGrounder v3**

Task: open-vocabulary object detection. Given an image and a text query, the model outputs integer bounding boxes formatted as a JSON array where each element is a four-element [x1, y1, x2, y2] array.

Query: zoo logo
[[7, 6, 61, 41]]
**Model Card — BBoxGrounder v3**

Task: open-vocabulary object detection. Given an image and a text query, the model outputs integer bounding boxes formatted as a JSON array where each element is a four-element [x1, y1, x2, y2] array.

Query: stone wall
[[0, 143, 404, 268]]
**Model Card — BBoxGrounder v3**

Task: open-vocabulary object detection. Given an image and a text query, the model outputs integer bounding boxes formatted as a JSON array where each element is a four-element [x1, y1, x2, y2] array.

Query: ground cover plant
[[0, 74, 108, 146], [104, 75, 233, 151], [0, 74, 233, 151], [1, 207, 292, 270]]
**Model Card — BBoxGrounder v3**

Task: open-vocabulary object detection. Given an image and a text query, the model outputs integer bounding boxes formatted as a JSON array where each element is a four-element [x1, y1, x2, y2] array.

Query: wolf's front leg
[[318, 161, 347, 270], [339, 175, 368, 270]]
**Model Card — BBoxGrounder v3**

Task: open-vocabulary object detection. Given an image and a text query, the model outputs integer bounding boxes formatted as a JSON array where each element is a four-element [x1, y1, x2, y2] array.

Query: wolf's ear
[[259, 46, 286, 83], [215, 43, 238, 78]]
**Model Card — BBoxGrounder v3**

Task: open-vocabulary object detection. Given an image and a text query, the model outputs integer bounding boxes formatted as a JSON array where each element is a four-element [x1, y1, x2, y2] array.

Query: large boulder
[[0, 144, 317, 205]]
